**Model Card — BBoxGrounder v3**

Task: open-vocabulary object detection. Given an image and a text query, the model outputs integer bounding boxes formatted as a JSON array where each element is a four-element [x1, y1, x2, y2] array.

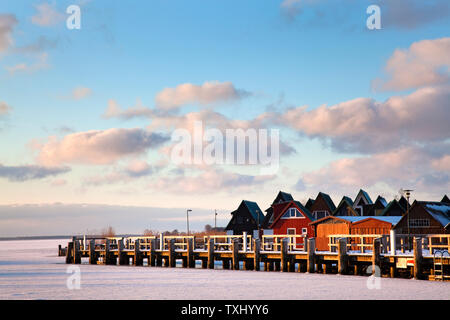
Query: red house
[[268, 200, 315, 241]]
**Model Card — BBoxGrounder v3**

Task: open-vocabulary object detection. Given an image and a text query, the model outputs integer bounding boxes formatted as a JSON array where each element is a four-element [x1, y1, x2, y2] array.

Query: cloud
[[152, 168, 275, 194], [31, 2, 65, 27], [5, 52, 49, 75], [373, 37, 450, 91], [0, 14, 17, 53], [155, 81, 251, 111], [102, 99, 154, 120], [0, 101, 12, 115], [279, 85, 450, 153], [35, 128, 170, 166], [71, 87, 92, 100], [300, 145, 449, 193], [432, 155, 450, 172], [0, 164, 70, 182]]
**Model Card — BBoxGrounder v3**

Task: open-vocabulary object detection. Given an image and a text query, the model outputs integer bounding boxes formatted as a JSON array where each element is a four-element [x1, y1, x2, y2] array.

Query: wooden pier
[[63, 233, 450, 281]]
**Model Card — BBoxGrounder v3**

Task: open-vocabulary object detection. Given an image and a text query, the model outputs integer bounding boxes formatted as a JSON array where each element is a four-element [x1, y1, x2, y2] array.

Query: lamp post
[[256, 210, 260, 240], [403, 189, 413, 250], [186, 209, 192, 235], [214, 209, 217, 231]]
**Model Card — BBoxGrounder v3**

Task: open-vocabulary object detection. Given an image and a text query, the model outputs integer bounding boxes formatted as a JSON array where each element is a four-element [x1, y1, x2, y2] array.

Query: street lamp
[[186, 209, 192, 235], [403, 189, 413, 250], [214, 209, 217, 231]]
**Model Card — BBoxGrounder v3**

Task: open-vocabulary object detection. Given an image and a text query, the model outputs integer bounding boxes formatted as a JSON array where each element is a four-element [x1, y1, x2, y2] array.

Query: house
[[225, 200, 265, 236], [310, 216, 401, 251], [268, 200, 315, 241], [309, 192, 336, 220], [364, 196, 388, 216], [442, 195, 450, 204], [332, 196, 358, 216], [352, 189, 373, 216], [398, 196, 409, 210], [394, 201, 450, 235], [378, 199, 406, 216], [304, 198, 315, 212], [261, 191, 294, 230]]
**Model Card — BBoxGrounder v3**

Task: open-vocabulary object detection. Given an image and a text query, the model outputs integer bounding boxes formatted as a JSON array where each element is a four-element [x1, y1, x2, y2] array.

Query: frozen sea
[[0, 239, 449, 300]]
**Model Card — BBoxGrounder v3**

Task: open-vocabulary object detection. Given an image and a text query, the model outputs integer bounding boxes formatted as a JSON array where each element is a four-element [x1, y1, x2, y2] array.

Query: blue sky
[[0, 0, 449, 236]]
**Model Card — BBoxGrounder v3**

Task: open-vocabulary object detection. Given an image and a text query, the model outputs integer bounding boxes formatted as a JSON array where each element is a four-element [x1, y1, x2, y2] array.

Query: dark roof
[[275, 191, 294, 203], [242, 200, 265, 223], [354, 189, 373, 205], [375, 196, 388, 207], [398, 196, 408, 209], [442, 195, 450, 204], [418, 201, 450, 228], [305, 198, 315, 211], [332, 196, 357, 216], [318, 192, 336, 212], [379, 199, 406, 216]]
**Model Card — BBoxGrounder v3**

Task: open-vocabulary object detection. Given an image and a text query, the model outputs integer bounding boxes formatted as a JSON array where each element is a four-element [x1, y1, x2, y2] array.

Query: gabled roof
[[379, 199, 406, 216], [332, 196, 357, 216], [398, 196, 408, 210], [274, 191, 294, 204], [305, 198, 315, 211], [310, 215, 401, 226], [317, 192, 336, 212], [375, 196, 388, 207], [242, 200, 265, 223], [269, 200, 314, 228], [420, 201, 450, 229], [441, 195, 450, 204], [354, 189, 373, 206]]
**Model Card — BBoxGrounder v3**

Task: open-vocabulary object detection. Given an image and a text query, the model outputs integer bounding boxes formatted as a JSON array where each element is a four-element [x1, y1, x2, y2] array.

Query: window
[[313, 210, 329, 219], [287, 228, 296, 235], [281, 208, 304, 218], [409, 219, 430, 228], [302, 228, 307, 235]]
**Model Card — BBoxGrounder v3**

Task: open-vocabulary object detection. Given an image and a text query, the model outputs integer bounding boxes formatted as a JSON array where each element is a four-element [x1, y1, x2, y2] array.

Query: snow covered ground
[[0, 239, 449, 300]]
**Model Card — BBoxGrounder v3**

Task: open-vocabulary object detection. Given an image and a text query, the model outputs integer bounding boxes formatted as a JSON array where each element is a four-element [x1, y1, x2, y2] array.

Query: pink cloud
[[373, 37, 450, 91], [0, 14, 17, 53], [35, 128, 169, 166]]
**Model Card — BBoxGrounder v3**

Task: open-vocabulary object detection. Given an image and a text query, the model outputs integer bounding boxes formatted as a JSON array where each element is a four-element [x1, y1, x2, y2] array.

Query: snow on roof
[[333, 216, 402, 225], [424, 203, 450, 227]]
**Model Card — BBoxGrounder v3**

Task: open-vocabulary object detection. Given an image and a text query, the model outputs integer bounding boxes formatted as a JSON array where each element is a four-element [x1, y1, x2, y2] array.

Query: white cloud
[[71, 87, 92, 100], [0, 14, 17, 53]]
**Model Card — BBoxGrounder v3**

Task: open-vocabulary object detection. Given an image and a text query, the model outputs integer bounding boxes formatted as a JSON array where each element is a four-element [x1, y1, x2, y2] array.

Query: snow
[[0, 239, 449, 300]]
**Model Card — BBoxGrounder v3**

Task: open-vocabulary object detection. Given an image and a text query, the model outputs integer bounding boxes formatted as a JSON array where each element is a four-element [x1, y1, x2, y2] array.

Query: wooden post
[[134, 239, 143, 266], [168, 239, 175, 268], [243, 232, 248, 253], [201, 259, 207, 269], [223, 259, 230, 270], [232, 239, 239, 270], [253, 239, 260, 271], [207, 237, 215, 269], [413, 237, 423, 280], [281, 238, 289, 272], [274, 261, 281, 271], [105, 238, 114, 265], [264, 261, 269, 271], [187, 238, 195, 268], [307, 238, 316, 273], [150, 239, 156, 266], [89, 239, 97, 264], [372, 237, 381, 275], [73, 237, 81, 264], [159, 233, 164, 250], [118, 239, 126, 265], [338, 237, 348, 275], [66, 241, 73, 264]]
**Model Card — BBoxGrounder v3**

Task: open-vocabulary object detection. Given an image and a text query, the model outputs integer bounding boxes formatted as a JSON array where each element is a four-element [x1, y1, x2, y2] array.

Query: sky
[[0, 0, 449, 236]]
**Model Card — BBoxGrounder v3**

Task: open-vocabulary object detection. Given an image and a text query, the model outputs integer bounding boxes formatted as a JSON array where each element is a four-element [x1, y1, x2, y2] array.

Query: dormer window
[[281, 208, 304, 218]]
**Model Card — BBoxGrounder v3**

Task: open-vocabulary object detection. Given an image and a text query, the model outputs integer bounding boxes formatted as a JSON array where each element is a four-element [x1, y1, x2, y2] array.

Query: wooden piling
[[73, 237, 81, 264], [105, 239, 114, 265], [187, 238, 195, 268], [232, 239, 239, 270], [168, 239, 176, 268], [134, 239, 143, 266], [66, 241, 73, 264], [281, 238, 289, 272], [338, 237, 348, 275], [307, 238, 316, 273], [149, 239, 156, 267], [118, 239, 127, 265], [89, 239, 97, 264], [223, 259, 230, 270], [253, 239, 260, 271], [414, 237, 423, 280], [372, 237, 381, 275], [207, 237, 215, 269]]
